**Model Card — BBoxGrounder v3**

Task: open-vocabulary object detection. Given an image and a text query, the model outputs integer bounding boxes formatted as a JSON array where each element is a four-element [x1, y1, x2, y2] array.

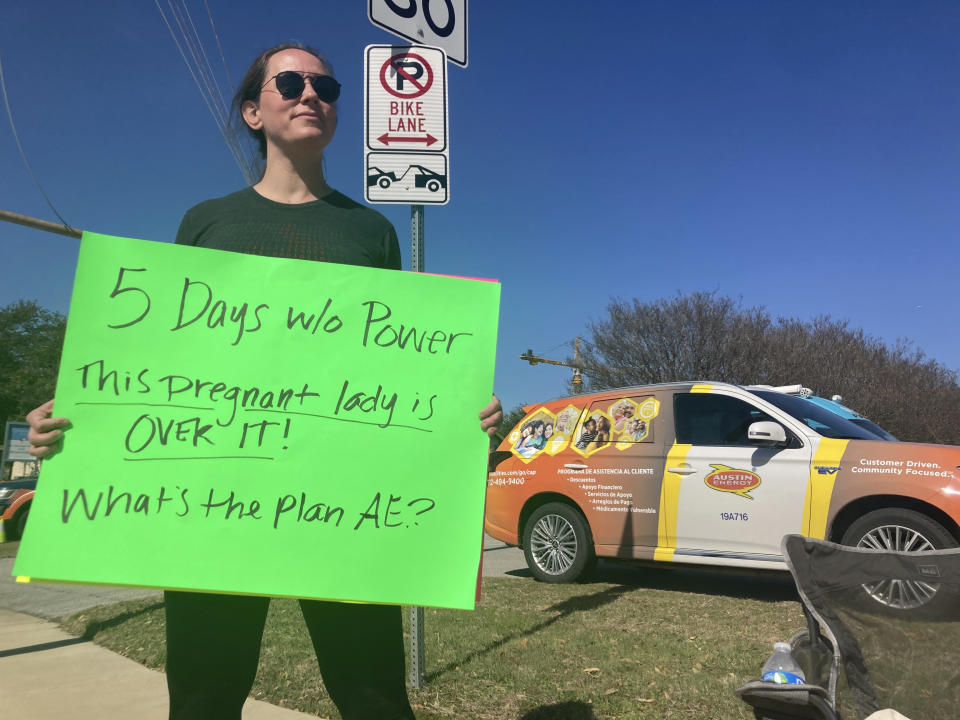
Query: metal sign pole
[[408, 202, 426, 689], [410, 204, 425, 273], [408, 605, 426, 688]]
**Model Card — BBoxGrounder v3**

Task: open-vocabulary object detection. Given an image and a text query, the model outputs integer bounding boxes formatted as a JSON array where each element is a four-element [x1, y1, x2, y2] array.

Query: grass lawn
[[59, 564, 804, 719]]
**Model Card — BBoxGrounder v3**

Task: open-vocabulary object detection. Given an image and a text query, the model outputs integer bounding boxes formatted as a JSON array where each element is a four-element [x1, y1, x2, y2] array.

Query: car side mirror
[[748, 421, 787, 447]]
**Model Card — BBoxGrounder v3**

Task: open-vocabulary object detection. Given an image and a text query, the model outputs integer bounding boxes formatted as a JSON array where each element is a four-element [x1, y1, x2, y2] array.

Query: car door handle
[[667, 466, 697, 475], [563, 464, 588, 470]]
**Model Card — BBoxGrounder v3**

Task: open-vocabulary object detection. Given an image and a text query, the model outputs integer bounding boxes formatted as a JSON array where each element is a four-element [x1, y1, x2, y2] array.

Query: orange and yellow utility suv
[[485, 382, 960, 606]]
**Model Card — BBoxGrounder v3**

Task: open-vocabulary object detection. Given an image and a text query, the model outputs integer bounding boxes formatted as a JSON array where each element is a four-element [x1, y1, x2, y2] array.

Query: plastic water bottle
[[761, 642, 805, 685]]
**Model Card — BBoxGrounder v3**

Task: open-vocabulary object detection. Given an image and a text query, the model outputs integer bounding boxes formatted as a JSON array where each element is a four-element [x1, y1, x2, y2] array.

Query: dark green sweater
[[174, 187, 401, 270]]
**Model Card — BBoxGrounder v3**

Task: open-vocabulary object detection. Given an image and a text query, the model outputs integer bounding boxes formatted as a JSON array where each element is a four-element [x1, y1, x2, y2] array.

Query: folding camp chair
[[736, 534, 960, 720]]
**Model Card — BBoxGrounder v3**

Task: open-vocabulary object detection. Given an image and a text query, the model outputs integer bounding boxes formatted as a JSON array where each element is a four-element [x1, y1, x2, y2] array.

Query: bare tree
[[579, 292, 771, 387]]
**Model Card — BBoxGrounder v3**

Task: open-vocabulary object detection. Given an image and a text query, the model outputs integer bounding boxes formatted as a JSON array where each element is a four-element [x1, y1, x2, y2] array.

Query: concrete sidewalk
[[0, 538, 527, 718], [0, 608, 321, 719]]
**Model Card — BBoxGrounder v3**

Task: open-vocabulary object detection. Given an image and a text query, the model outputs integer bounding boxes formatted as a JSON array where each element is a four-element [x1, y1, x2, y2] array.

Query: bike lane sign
[[367, 45, 447, 153], [365, 45, 449, 205]]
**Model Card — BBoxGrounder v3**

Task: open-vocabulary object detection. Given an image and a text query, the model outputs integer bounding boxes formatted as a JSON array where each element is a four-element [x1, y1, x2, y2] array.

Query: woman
[[593, 416, 611, 447], [525, 420, 546, 452], [27, 42, 502, 720], [513, 420, 534, 453], [518, 419, 545, 457]]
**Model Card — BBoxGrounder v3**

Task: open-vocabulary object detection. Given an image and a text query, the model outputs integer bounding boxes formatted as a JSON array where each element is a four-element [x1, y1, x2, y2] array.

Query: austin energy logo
[[704, 464, 761, 500]]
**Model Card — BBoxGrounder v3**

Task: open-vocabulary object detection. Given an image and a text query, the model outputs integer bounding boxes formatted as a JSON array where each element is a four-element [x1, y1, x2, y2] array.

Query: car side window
[[674, 393, 775, 446]]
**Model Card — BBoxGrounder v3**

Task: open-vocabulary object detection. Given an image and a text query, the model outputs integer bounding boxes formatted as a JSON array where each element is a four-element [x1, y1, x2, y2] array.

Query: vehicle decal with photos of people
[[509, 395, 661, 462], [574, 395, 661, 457], [509, 406, 568, 462]]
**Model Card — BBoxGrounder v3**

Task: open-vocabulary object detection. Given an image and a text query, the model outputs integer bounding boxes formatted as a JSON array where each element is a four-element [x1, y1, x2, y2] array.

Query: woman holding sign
[[27, 42, 501, 720]]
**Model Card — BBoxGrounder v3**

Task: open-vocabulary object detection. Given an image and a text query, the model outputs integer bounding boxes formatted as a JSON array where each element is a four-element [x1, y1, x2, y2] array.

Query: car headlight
[[0, 488, 13, 501]]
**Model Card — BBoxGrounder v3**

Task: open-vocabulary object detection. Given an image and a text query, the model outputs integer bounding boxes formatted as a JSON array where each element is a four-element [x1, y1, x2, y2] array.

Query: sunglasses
[[261, 71, 341, 103]]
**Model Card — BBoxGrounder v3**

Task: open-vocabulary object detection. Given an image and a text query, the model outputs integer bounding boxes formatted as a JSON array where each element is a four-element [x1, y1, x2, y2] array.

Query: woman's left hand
[[478, 395, 503, 437]]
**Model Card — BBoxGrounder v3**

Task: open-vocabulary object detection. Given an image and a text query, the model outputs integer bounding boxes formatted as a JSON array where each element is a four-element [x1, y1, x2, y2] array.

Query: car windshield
[[751, 390, 880, 440], [804, 396, 899, 441], [852, 418, 898, 441]]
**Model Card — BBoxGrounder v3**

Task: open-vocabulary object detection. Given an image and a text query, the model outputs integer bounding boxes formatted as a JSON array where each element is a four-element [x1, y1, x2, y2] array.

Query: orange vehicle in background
[[485, 382, 960, 608], [0, 476, 36, 540]]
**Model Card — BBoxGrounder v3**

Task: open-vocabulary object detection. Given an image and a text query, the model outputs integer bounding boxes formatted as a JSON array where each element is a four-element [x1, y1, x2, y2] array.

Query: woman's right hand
[[26, 399, 70, 459]]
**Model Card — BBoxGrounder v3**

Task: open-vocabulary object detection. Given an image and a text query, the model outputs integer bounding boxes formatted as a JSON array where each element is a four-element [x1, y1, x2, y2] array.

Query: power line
[[0, 55, 77, 235], [155, 0, 258, 184]]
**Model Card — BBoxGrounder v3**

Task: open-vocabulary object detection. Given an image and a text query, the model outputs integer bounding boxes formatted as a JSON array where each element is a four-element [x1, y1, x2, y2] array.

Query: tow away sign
[[365, 45, 449, 205]]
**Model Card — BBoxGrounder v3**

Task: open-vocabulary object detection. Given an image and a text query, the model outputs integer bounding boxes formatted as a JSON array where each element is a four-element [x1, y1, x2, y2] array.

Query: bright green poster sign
[[13, 232, 500, 610]]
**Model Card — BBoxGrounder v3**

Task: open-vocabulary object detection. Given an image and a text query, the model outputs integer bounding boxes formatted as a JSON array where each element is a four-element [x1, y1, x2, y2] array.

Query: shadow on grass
[[504, 562, 798, 602], [74, 600, 166, 640], [556, 559, 801, 603], [518, 700, 597, 719], [426, 584, 632, 682]]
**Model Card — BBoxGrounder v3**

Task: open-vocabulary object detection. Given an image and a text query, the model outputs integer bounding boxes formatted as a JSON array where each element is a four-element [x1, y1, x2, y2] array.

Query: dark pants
[[164, 590, 415, 720]]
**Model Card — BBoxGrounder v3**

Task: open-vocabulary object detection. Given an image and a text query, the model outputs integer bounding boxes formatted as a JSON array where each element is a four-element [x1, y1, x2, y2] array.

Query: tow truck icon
[[367, 164, 447, 193]]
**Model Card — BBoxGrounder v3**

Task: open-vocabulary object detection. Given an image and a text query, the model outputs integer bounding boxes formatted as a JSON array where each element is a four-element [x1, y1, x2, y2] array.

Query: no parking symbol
[[380, 52, 434, 98]]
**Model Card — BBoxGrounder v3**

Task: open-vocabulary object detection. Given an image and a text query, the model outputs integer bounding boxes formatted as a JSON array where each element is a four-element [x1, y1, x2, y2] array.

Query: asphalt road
[[0, 553, 163, 620], [0, 536, 529, 620]]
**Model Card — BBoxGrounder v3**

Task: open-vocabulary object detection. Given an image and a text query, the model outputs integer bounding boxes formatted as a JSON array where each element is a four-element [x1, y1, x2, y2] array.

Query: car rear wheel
[[841, 508, 958, 610], [523, 502, 595, 583], [378, 176, 391, 188]]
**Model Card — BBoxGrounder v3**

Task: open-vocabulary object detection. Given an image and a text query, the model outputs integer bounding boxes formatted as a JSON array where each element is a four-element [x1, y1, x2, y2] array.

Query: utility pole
[[520, 337, 585, 394], [0, 208, 80, 238]]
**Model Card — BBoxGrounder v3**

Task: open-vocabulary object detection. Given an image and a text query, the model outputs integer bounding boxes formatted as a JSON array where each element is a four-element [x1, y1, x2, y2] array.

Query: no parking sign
[[365, 45, 449, 205]]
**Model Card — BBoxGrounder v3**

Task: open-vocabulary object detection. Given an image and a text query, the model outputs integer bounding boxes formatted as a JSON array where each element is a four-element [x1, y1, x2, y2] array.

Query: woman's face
[[243, 49, 338, 157], [544, 423, 554, 439]]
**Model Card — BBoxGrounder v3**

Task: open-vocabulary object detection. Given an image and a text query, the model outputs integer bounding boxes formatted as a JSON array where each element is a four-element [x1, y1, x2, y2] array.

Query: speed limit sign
[[368, 0, 467, 67]]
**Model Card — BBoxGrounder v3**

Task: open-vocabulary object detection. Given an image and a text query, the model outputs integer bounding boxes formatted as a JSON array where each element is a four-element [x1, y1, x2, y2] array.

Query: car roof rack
[[747, 384, 813, 398]]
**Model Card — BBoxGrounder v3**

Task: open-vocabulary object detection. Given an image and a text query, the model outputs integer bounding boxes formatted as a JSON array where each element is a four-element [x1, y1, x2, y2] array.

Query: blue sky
[[1, 2, 958, 416]]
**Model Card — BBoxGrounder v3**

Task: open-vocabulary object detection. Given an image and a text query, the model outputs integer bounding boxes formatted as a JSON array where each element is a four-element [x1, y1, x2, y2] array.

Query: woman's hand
[[478, 395, 503, 437], [26, 399, 70, 459]]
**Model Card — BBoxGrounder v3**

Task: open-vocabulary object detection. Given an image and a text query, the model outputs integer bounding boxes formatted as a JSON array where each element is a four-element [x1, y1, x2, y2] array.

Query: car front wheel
[[841, 508, 958, 610], [523, 502, 595, 583]]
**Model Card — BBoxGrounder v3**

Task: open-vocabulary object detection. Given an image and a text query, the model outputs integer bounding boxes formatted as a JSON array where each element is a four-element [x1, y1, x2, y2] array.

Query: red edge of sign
[[410, 272, 498, 283]]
